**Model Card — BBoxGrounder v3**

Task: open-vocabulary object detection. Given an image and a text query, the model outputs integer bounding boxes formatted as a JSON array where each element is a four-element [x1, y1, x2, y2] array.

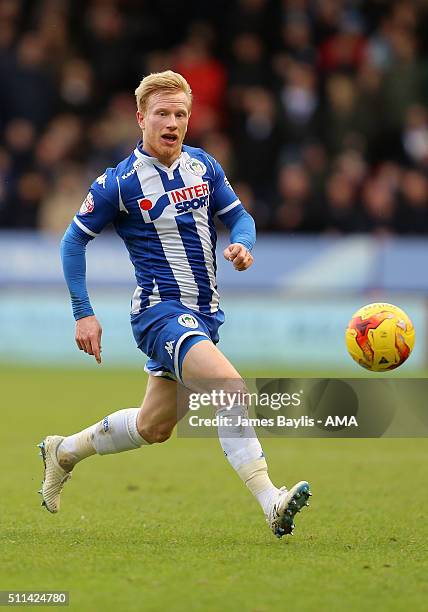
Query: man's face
[[136, 90, 190, 166]]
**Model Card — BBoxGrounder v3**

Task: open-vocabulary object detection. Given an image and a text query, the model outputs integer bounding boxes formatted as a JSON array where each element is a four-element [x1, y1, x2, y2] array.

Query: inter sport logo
[[138, 183, 210, 222], [170, 183, 210, 214]]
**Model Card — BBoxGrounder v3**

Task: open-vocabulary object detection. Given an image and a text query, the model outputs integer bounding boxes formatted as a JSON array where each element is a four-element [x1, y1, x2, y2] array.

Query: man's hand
[[223, 243, 254, 271], [75, 315, 102, 364]]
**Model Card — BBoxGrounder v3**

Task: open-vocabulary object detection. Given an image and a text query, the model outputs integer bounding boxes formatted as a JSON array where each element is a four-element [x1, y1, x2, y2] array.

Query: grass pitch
[[1, 366, 427, 611]]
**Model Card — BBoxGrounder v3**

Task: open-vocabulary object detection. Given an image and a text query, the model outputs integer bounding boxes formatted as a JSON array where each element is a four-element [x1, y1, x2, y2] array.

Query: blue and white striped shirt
[[67, 142, 255, 318]]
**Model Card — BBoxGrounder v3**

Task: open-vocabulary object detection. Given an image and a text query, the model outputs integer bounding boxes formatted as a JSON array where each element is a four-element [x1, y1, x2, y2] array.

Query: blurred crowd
[[1, 0, 428, 234]]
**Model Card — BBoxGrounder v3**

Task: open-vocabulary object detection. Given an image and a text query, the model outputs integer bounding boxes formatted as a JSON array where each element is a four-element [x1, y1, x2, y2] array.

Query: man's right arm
[[61, 224, 103, 363], [61, 224, 94, 320], [61, 170, 120, 363]]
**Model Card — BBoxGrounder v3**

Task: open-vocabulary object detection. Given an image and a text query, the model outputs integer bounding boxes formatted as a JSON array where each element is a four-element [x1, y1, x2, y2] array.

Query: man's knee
[[139, 422, 173, 444]]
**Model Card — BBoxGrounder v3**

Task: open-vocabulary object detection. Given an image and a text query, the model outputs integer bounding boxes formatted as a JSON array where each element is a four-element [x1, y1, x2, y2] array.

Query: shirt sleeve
[[62, 169, 119, 320], [219, 205, 256, 251], [72, 169, 119, 238], [60, 223, 94, 320], [207, 154, 242, 217]]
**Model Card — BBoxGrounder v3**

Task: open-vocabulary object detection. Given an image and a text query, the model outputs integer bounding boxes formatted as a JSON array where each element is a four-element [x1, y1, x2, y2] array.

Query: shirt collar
[[134, 140, 184, 172]]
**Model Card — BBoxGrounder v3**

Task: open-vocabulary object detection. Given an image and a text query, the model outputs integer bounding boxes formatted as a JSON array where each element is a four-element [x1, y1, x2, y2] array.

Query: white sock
[[217, 405, 280, 515], [59, 408, 147, 468], [255, 486, 283, 516]]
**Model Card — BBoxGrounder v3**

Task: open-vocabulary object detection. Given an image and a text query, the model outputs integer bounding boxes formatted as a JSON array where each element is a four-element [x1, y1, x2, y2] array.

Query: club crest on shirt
[[185, 158, 207, 177], [178, 314, 199, 329], [79, 192, 94, 214]]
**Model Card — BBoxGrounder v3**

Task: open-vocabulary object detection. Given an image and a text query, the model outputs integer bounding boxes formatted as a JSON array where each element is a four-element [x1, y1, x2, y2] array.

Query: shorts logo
[[80, 192, 94, 214], [165, 340, 175, 357], [102, 416, 109, 432], [185, 158, 207, 177], [178, 314, 198, 329]]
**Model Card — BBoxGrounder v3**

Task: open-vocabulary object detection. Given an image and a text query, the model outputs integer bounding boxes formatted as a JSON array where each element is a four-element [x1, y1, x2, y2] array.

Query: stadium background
[[1, 0, 427, 370], [1, 3, 427, 612]]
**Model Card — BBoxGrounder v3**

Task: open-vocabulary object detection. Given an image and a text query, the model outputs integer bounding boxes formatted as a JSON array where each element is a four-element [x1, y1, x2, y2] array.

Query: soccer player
[[38, 71, 311, 538]]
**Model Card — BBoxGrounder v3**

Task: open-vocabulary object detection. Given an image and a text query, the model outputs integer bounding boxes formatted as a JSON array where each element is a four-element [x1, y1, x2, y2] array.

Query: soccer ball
[[345, 303, 415, 371]]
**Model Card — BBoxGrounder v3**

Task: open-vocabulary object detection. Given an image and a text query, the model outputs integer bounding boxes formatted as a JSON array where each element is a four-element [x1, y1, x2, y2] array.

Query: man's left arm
[[219, 205, 256, 271], [207, 153, 256, 271]]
